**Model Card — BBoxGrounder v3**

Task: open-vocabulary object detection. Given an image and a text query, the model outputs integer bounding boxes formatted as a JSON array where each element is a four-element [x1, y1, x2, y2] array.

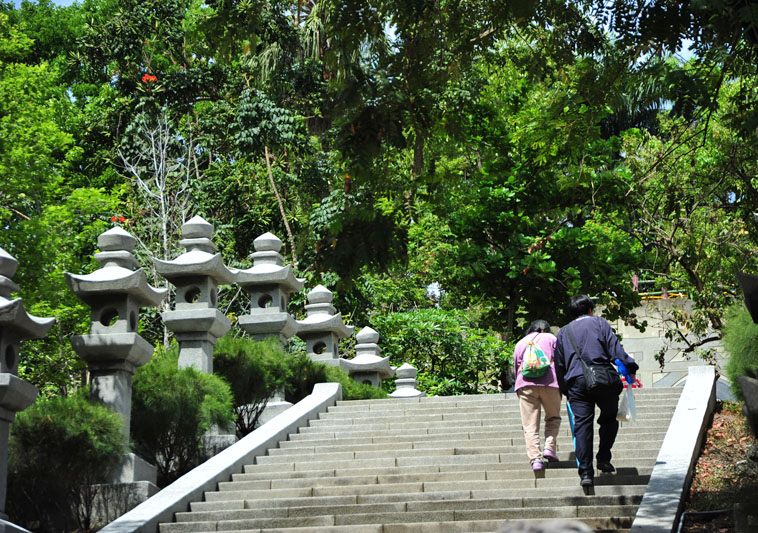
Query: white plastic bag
[[617, 387, 637, 422]]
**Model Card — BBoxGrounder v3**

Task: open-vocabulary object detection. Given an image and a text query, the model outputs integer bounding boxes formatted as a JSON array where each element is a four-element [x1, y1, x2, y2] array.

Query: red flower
[[111, 216, 117, 222], [141, 73, 158, 84], [118, 216, 126, 222]]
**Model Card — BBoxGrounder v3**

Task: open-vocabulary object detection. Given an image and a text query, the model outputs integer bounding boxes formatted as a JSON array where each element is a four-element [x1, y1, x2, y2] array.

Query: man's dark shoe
[[580, 474, 594, 487], [597, 462, 615, 473]]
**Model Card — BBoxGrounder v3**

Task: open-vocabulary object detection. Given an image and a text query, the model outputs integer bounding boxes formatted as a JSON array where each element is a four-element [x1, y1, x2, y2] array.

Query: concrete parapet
[[629, 365, 717, 533], [98, 382, 341, 533]]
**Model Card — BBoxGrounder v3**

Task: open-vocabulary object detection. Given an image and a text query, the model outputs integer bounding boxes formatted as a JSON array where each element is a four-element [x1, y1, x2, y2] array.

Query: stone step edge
[[160, 506, 638, 532], [335, 389, 681, 405], [220, 466, 655, 490], [189, 484, 651, 512], [239, 457, 657, 477], [203, 474, 652, 502], [182, 492, 643, 519], [165, 516, 632, 533]]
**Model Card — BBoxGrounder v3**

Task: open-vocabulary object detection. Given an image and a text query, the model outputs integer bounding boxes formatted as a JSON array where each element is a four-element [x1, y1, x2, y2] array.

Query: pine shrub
[[723, 304, 758, 399], [7, 390, 125, 532], [214, 335, 291, 437], [131, 347, 234, 485], [282, 352, 388, 402]]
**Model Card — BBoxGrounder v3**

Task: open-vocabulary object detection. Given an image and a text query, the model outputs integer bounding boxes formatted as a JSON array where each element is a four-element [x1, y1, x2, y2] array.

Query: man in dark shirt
[[555, 295, 639, 487]]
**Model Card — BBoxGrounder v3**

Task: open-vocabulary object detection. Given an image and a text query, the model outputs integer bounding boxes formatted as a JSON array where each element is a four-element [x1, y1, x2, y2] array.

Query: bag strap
[[567, 322, 615, 370], [565, 325, 584, 362], [519, 332, 543, 373]]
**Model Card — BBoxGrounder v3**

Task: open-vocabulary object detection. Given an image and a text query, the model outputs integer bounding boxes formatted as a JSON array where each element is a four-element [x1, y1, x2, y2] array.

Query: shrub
[[131, 347, 234, 485], [372, 309, 510, 395], [282, 352, 389, 402], [723, 304, 758, 399], [214, 335, 291, 437], [323, 365, 389, 400], [7, 390, 125, 532]]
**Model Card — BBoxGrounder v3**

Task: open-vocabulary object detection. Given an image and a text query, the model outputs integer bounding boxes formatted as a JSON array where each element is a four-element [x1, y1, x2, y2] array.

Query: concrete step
[[169, 516, 632, 533], [271, 432, 665, 454], [253, 442, 664, 466], [188, 483, 649, 513], [312, 403, 676, 421], [235, 457, 658, 481], [162, 507, 638, 532], [181, 493, 641, 521], [222, 466, 653, 491], [331, 389, 680, 407], [158, 387, 682, 532], [297, 417, 674, 437], [244, 450, 660, 475], [280, 430, 666, 449], [202, 473, 651, 503]]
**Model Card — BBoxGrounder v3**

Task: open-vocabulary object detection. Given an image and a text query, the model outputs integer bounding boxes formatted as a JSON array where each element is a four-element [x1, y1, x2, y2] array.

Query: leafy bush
[[282, 352, 388, 402], [372, 309, 511, 395], [723, 304, 758, 399], [323, 365, 389, 400], [131, 347, 234, 485], [7, 390, 125, 532], [214, 335, 291, 437]]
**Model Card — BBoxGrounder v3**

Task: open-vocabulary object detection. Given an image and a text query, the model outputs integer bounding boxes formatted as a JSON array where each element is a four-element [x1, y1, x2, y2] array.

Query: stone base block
[[257, 400, 294, 426], [116, 453, 157, 484], [87, 481, 159, 529], [201, 433, 237, 460]]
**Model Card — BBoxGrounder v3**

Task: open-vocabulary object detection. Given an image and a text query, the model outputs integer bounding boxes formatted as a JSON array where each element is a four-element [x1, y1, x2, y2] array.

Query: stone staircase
[[157, 387, 683, 533]]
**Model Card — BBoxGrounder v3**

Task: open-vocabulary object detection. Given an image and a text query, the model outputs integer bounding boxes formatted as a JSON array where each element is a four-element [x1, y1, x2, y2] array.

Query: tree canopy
[[3, 0, 758, 393]]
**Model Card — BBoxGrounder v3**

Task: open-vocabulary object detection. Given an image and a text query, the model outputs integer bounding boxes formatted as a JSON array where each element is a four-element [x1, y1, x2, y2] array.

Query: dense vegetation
[[5, 1, 758, 530], [3, 0, 758, 395]]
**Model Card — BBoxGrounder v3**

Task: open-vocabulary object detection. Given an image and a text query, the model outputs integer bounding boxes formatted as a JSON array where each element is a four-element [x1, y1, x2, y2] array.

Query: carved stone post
[[65, 227, 166, 482], [340, 327, 393, 387], [154, 216, 234, 373], [236, 232, 303, 345], [296, 285, 354, 366], [390, 363, 426, 398], [0, 248, 54, 526]]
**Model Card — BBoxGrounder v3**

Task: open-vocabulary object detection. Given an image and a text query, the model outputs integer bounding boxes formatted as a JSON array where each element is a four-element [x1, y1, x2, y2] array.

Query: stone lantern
[[236, 232, 304, 345], [390, 363, 426, 398], [296, 285, 354, 365], [340, 327, 393, 387], [154, 216, 234, 373], [0, 248, 54, 527], [65, 227, 166, 482]]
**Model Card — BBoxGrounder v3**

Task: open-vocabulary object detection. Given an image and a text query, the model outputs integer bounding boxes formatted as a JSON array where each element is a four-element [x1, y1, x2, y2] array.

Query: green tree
[[131, 347, 234, 485], [214, 335, 291, 437]]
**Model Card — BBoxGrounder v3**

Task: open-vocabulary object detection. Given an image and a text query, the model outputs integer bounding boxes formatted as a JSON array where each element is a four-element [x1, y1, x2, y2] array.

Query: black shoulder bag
[[566, 324, 623, 395]]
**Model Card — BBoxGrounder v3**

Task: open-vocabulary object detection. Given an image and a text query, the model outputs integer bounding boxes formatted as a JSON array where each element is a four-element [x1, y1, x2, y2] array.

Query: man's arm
[[554, 332, 568, 394], [601, 320, 640, 374]]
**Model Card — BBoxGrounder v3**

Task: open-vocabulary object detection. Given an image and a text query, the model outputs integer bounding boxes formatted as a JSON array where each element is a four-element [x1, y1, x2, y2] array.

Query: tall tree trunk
[[264, 144, 298, 267]]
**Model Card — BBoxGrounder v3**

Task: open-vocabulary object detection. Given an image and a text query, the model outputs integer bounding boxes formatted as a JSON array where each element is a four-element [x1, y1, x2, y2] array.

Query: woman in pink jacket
[[512, 319, 562, 471]]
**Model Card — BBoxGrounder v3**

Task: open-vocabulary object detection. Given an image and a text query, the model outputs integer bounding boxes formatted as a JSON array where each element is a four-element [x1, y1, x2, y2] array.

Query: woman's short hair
[[526, 319, 550, 334], [568, 294, 595, 318]]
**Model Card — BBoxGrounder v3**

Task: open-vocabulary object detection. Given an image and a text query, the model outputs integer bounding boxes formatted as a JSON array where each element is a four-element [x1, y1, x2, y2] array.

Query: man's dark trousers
[[566, 375, 620, 479]]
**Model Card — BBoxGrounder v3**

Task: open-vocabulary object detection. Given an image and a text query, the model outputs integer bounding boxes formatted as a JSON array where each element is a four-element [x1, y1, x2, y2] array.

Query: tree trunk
[[264, 144, 298, 267]]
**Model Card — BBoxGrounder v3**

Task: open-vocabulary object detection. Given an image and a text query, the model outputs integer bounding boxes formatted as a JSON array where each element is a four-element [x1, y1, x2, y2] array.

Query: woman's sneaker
[[532, 460, 544, 471], [543, 449, 559, 462]]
